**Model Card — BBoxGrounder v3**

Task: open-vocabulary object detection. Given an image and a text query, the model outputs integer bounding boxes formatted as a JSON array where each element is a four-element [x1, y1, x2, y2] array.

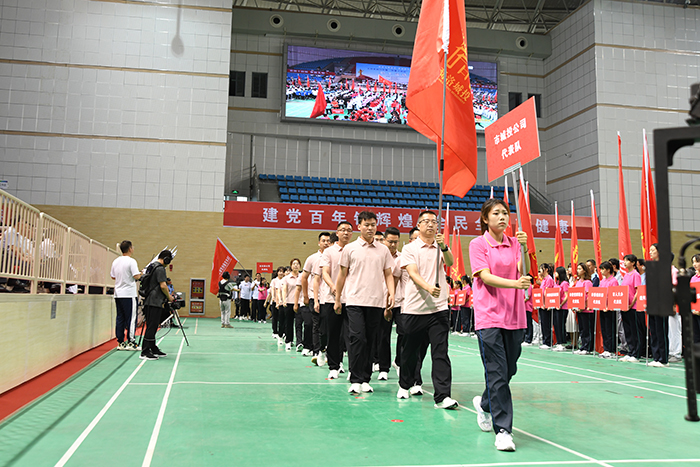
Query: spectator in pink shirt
[[691, 254, 700, 344], [537, 263, 555, 349], [572, 263, 594, 355], [620, 254, 644, 362], [335, 211, 395, 395], [468, 199, 531, 452], [398, 210, 458, 409], [551, 266, 569, 352]]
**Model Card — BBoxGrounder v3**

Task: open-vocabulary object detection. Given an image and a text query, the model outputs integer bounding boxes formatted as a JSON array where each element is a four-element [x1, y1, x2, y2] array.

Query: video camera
[[168, 292, 186, 311]]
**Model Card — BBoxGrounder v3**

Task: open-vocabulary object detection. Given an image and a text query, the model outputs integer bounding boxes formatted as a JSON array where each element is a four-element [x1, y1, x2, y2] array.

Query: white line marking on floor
[[361, 458, 700, 467], [195, 318, 198, 334], [54, 360, 147, 467], [142, 337, 185, 467]]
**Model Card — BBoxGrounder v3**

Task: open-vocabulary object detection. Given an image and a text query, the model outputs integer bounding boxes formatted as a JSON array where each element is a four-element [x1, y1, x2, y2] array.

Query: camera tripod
[[137, 304, 190, 348]]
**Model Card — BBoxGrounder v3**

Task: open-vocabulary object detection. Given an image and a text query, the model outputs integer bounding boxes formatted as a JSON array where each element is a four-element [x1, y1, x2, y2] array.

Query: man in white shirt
[[110, 241, 142, 351], [239, 275, 254, 320]]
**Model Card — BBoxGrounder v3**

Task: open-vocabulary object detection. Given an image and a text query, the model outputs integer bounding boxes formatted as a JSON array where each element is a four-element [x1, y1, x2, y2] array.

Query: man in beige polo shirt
[[399, 210, 458, 409], [335, 211, 395, 395]]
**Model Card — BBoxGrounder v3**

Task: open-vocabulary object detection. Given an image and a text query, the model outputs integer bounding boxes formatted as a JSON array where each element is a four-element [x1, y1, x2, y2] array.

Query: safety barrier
[[0, 189, 119, 294]]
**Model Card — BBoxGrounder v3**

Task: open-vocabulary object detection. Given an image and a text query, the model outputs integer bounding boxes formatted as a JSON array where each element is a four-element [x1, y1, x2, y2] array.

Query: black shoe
[[140, 350, 159, 360], [153, 348, 168, 357]]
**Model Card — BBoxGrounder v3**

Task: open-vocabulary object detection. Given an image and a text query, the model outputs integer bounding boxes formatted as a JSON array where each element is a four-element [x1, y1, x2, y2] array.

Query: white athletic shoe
[[378, 371, 388, 381], [553, 344, 566, 352], [338, 363, 346, 374], [539, 344, 550, 350], [285, 343, 292, 351], [272, 333, 277, 339], [409, 385, 424, 396], [669, 355, 682, 363], [434, 397, 459, 409], [301, 349, 312, 356], [600, 351, 612, 358], [626, 356, 639, 363], [317, 352, 327, 367], [495, 430, 516, 451], [328, 369, 339, 379], [277, 337, 284, 346], [397, 387, 410, 399], [577, 350, 590, 355], [372, 363, 380, 372], [348, 383, 361, 395], [473, 396, 493, 432], [361, 382, 374, 393], [619, 355, 630, 362], [521, 341, 532, 346], [648, 361, 668, 367]]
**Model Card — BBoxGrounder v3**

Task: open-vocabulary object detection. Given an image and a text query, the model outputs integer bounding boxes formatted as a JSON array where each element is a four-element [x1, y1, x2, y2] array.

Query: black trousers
[[600, 310, 615, 353], [271, 304, 279, 335], [400, 310, 452, 403], [311, 299, 328, 354], [622, 310, 646, 358], [540, 308, 553, 346], [299, 306, 313, 350], [240, 299, 251, 318], [325, 303, 346, 371], [694, 314, 700, 344], [256, 299, 267, 321], [115, 297, 137, 343], [295, 307, 304, 346], [523, 310, 533, 343], [578, 312, 595, 352], [346, 305, 383, 384], [461, 307, 473, 333], [284, 304, 295, 344], [142, 305, 163, 353], [394, 307, 425, 386], [648, 314, 669, 363], [553, 309, 567, 344], [377, 309, 394, 372], [477, 328, 525, 434]]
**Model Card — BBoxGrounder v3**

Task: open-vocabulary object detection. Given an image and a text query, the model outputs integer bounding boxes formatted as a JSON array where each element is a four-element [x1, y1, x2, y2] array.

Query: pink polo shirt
[[312, 260, 326, 305], [574, 279, 593, 312], [303, 250, 322, 297], [391, 251, 404, 307], [400, 237, 449, 315], [320, 243, 346, 304], [270, 277, 280, 304], [599, 276, 618, 288], [283, 273, 302, 305], [339, 237, 394, 308], [621, 270, 641, 310], [469, 231, 525, 330], [557, 281, 570, 310]]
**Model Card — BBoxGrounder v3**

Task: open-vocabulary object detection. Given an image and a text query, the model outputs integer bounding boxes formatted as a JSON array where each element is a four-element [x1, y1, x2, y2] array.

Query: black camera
[[168, 292, 186, 310]]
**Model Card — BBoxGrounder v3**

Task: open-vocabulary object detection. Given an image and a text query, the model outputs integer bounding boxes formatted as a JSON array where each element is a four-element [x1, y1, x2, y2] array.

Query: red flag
[[570, 200, 579, 267], [378, 75, 393, 86], [210, 238, 238, 295], [554, 203, 565, 268], [449, 228, 466, 281], [310, 84, 326, 119], [591, 190, 602, 276], [306, 76, 310, 88], [407, 0, 477, 198], [352, 79, 355, 91], [518, 174, 538, 277], [297, 76, 301, 87], [617, 132, 632, 274], [374, 82, 377, 93], [640, 129, 658, 260], [504, 177, 513, 237]]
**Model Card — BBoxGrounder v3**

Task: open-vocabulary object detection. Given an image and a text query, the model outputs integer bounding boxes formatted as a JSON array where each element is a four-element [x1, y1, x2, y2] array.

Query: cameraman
[[141, 250, 174, 360]]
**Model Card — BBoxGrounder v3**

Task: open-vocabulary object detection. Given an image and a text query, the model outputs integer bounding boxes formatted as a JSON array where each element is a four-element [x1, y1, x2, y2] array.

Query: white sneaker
[[317, 352, 326, 367], [434, 397, 459, 409], [626, 356, 639, 363], [285, 343, 292, 351], [578, 350, 589, 355], [600, 351, 611, 358], [472, 396, 493, 432], [392, 361, 400, 378], [361, 382, 373, 393], [460, 332, 469, 337], [378, 371, 388, 381], [648, 361, 668, 367], [338, 363, 346, 374], [409, 385, 424, 396], [552, 345, 565, 352], [495, 430, 516, 451], [328, 369, 339, 379], [521, 342, 532, 346], [619, 355, 630, 362], [397, 387, 410, 399], [272, 333, 277, 339], [669, 355, 682, 363], [348, 383, 361, 395], [539, 344, 550, 350], [372, 363, 380, 372], [277, 337, 284, 346], [301, 349, 312, 356]]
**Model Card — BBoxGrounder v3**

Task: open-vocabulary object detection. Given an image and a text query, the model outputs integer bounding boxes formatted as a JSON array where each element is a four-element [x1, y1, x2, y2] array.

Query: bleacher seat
[[304, 182, 313, 188], [294, 175, 302, 181], [285, 175, 294, 181], [303, 176, 311, 182], [327, 196, 336, 203], [276, 175, 285, 181], [280, 187, 288, 194], [281, 194, 290, 201], [321, 183, 330, 189], [329, 177, 337, 183], [288, 187, 297, 194], [259, 174, 268, 180], [318, 196, 327, 203], [291, 195, 299, 201], [309, 195, 318, 203], [311, 176, 319, 182], [300, 195, 309, 202], [297, 188, 306, 195], [387, 181, 396, 186]]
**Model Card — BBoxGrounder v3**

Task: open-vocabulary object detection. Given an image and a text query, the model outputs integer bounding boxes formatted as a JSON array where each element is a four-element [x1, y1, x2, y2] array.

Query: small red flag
[[407, 0, 478, 198], [640, 129, 658, 260], [310, 84, 326, 119], [591, 190, 602, 275], [504, 177, 513, 237], [210, 238, 238, 295], [617, 133, 632, 274], [554, 203, 565, 269], [518, 173, 538, 277], [306, 76, 310, 88], [297, 76, 301, 87], [570, 200, 579, 267], [352, 79, 355, 91]]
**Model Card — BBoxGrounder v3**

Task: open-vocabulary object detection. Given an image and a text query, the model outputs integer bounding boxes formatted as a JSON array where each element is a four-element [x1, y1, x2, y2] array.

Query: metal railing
[[0, 189, 119, 294]]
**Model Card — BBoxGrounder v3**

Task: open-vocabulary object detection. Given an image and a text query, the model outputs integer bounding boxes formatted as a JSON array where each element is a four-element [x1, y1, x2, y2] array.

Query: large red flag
[[640, 129, 658, 260], [407, 0, 478, 198], [504, 177, 513, 237], [306, 76, 310, 88], [310, 84, 326, 119], [590, 190, 602, 274], [210, 238, 239, 295], [617, 132, 632, 274], [570, 200, 579, 267], [518, 175, 538, 277], [554, 202, 565, 268]]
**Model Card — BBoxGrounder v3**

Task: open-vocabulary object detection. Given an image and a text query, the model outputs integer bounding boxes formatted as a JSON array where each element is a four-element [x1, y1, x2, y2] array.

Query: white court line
[[363, 458, 700, 467], [142, 337, 185, 467], [194, 318, 198, 334], [54, 360, 147, 467]]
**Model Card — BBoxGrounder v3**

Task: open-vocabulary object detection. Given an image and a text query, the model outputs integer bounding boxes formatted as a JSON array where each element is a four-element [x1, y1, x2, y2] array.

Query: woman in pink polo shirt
[[552, 266, 569, 352], [572, 263, 594, 355], [598, 261, 618, 358], [620, 254, 644, 363], [691, 254, 700, 344], [281, 258, 302, 352], [538, 263, 555, 349], [468, 199, 531, 452]]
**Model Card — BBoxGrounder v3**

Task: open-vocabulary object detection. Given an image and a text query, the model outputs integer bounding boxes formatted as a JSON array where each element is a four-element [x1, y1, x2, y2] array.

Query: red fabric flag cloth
[[641, 129, 658, 260], [449, 228, 460, 282], [352, 79, 355, 90], [306, 76, 310, 88], [570, 200, 579, 267], [590, 190, 602, 274], [210, 238, 238, 295], [297, 76, 301, 86], [378, 75, 393, 86], [554, 203, 565, 268], [310, 84, 327, 119], [518, 177, 538, 277], [406, 0, 477, 198], [617, 133, 632, 274], [374, 82, 377, 93]]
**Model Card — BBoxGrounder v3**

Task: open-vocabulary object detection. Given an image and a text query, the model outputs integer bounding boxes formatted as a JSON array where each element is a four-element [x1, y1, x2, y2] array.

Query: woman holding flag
[[469, 198, 531, 452]]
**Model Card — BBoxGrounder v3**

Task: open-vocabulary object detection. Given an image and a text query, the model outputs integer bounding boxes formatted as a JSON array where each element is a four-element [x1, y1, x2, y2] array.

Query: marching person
[[397, 210, 458, 409], [281, 259, 302, 351], [469, 199, 531, 452], [218, 271, 235, 329], [335, 211, 395, 395], [301, 232, 332, 362]]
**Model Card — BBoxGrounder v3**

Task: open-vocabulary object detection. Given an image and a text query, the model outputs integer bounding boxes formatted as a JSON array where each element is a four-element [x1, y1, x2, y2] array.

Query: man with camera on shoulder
[[141, 250, 175, 361]]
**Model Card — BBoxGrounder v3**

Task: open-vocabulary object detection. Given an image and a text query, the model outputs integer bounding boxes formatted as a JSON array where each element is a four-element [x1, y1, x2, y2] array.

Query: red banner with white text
[[224, 201, 593, 239]]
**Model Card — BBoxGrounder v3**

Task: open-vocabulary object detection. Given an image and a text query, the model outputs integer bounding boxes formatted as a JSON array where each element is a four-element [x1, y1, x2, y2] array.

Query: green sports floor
[[2, 318, 699, 467]]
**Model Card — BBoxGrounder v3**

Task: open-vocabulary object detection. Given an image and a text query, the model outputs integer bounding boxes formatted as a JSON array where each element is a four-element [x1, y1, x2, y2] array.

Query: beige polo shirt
[[303, 250, 322, 298], [400, 237, 449, 315], [392, 251, 405, 308], [319, 243, 345, 304], [339, 237, 394, 308]]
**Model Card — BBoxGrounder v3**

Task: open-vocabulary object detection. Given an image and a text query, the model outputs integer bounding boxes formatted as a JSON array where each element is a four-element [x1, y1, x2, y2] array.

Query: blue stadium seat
[[276, 175, 285, 181], [288, 187, 297, 194], [294, 175, 302, 181], [309, 195, 318, 203], [318, 196, 327, 203], [329, 177, 337, 183], [326, 196, 336, 203], [304, 182, 313, 188], [303, 176, 311, 182], [354, 197, 364, 204], [300, 195, 309, 202], [279, 187, 288, 194], [319, 177, 328, 183], [330, 183, 339, 190], [387, 181, 396, 186], [362, 198, 373, 205], [295, 181, 304, 187], [291, 195, 299, 201], [278, 180, 287, 187], [419, 182, 427, 188], [315, 188, 324, 195], [373, 198, 382, 205], [370, 179, 378, 186], [259, 174, 268, 180], [321, 183, 331, 189], [353, 179, 361, 185], [333, 190, 343, 197], [297, 188, 306, 195], [285, 175, 294, 181], [359, 191, 369, 197], [311, 176, 320, 182], [361, 179, 369, 185], [281, 194, 290, 202], [397, 199, 409, 207], [379, 180, 387, 186], [351, 191, 360, 197]]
